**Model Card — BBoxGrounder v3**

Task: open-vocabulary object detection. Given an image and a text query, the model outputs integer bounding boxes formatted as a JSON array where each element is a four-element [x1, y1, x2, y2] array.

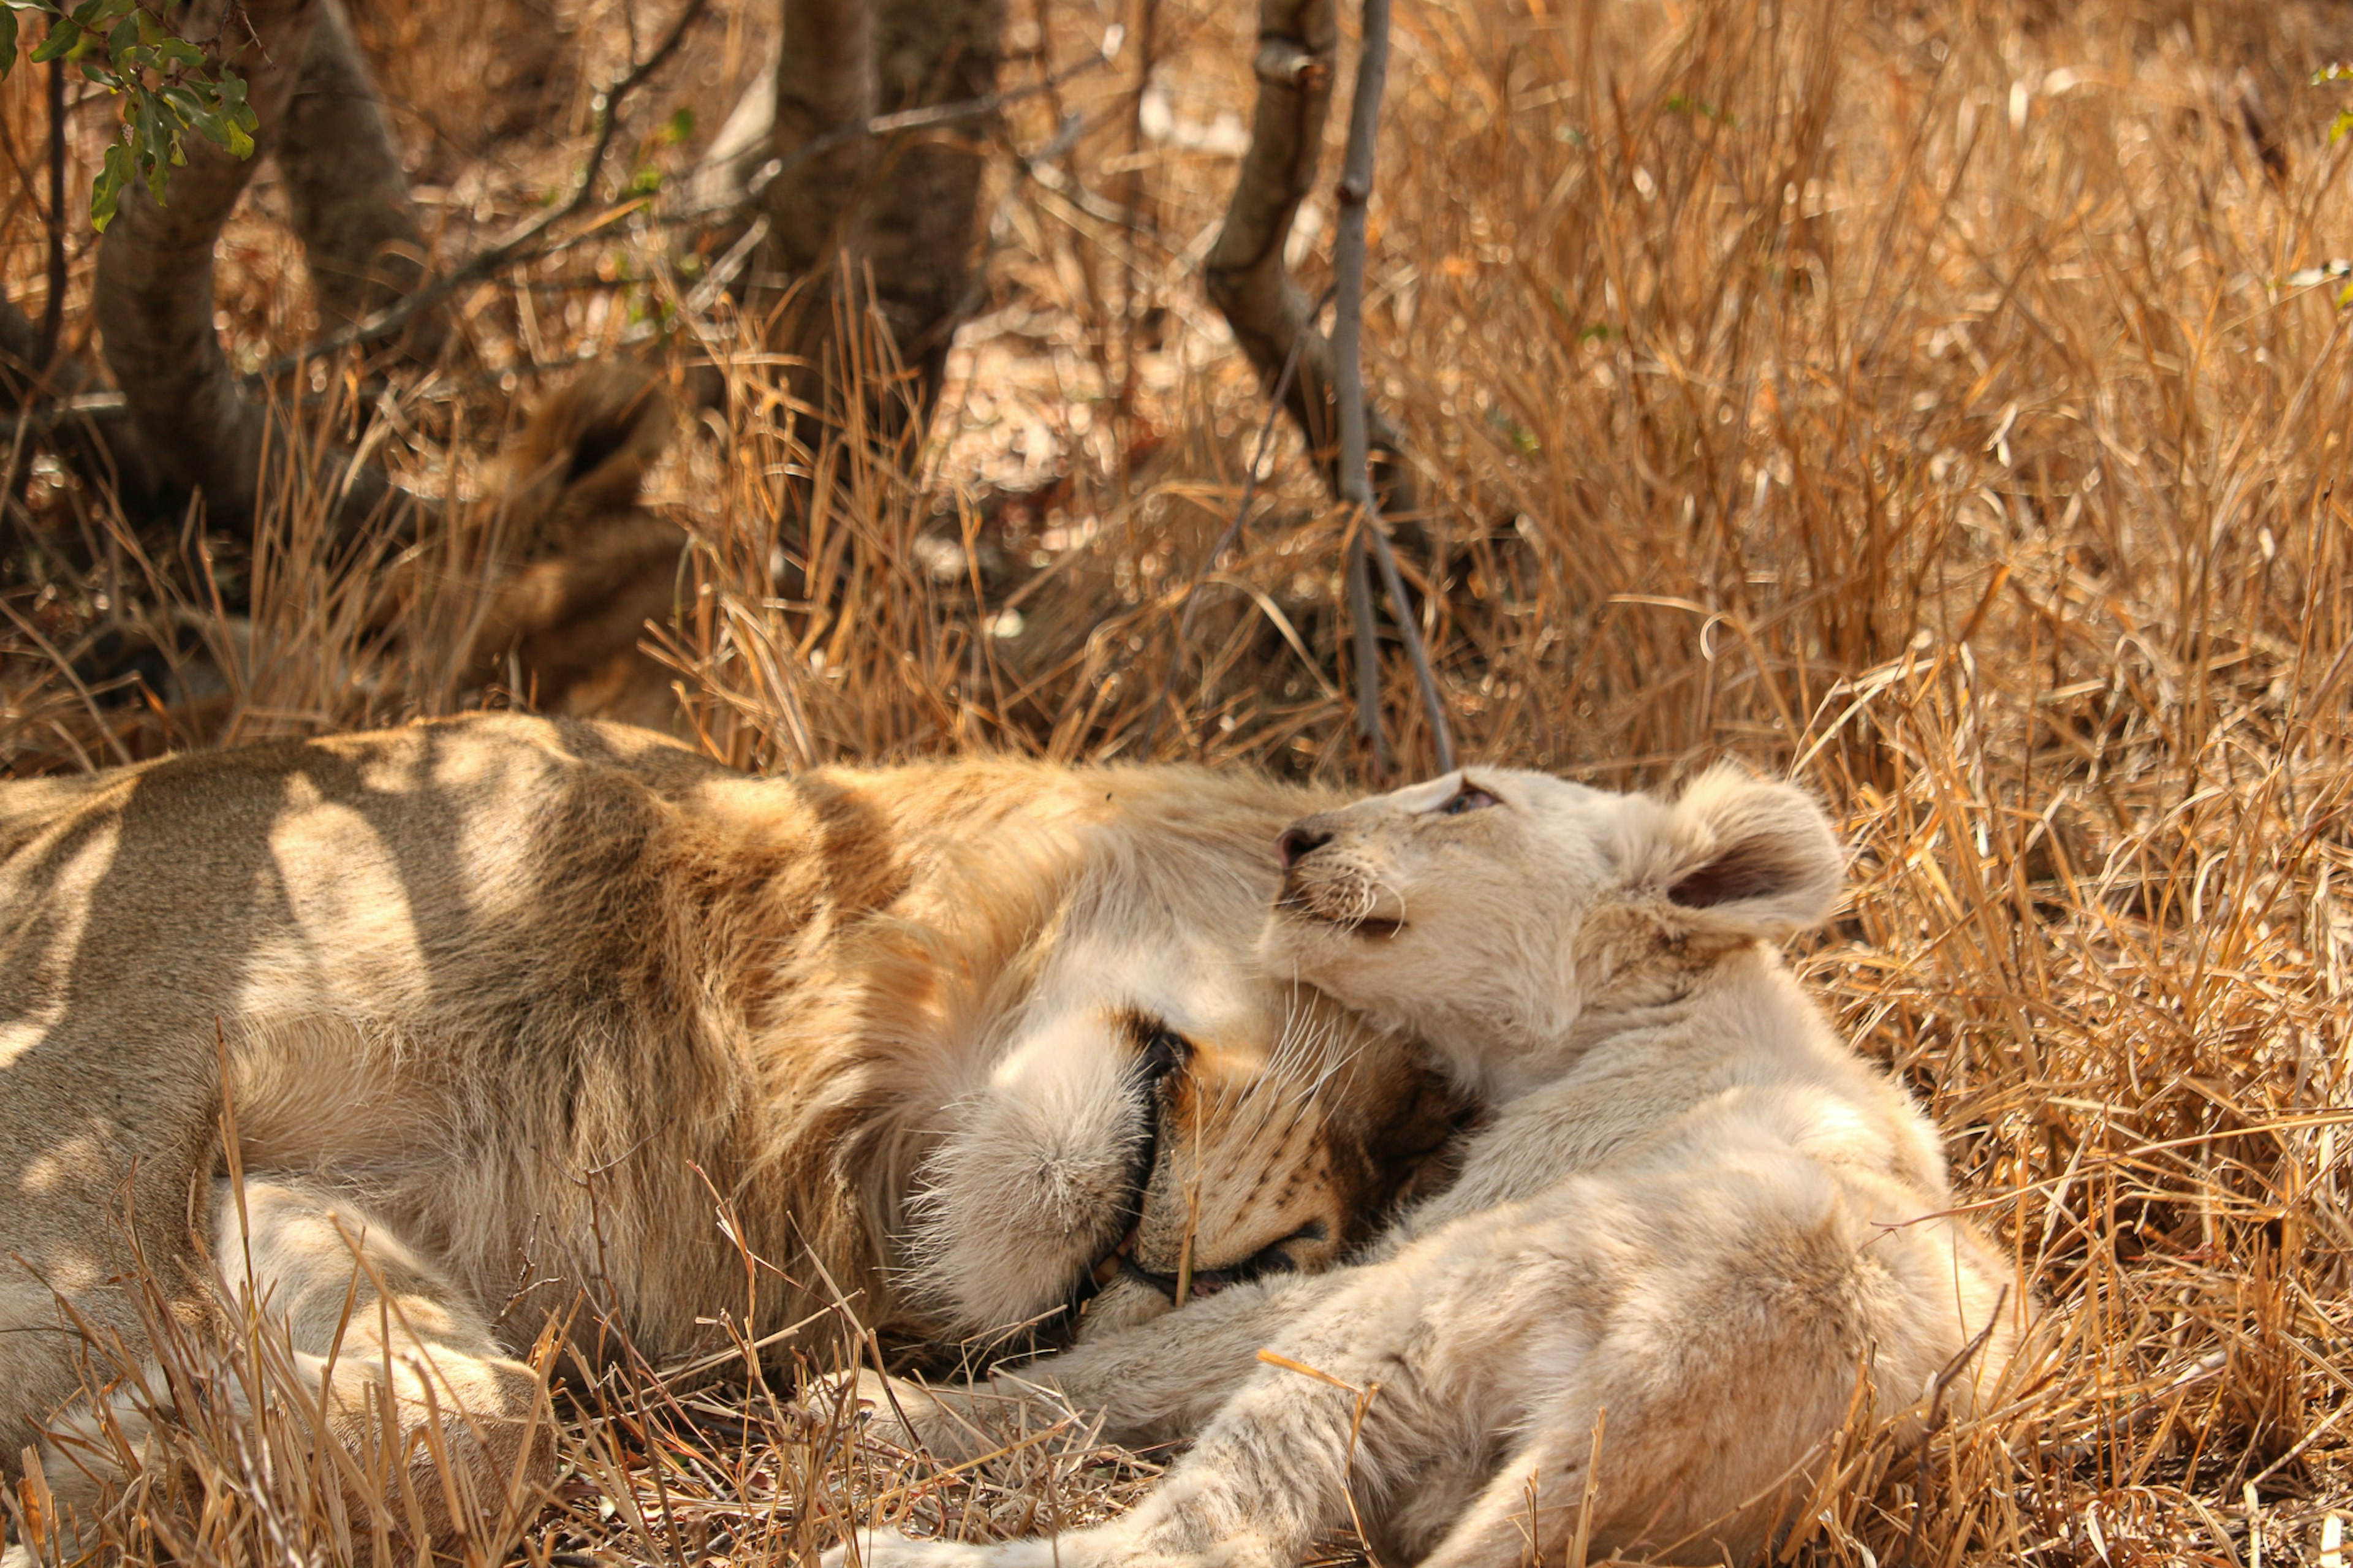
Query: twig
[[1330, 0, 1452, 774], [257, 0, 716, 377], [1, 15, 1120, 436], [1366, 524, 1450, 770], [251, 21, 1118, 384], [1345, 531, 1385, 775], [1145, 303, 1315, 752], [37, 53, 65, 369]]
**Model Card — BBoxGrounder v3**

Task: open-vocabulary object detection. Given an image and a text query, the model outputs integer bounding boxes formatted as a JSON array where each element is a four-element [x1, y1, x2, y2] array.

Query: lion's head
[[1260, 765, 1844, 1100], [905, 969, 1460, 1344], [772, 760, 1465, 1348]]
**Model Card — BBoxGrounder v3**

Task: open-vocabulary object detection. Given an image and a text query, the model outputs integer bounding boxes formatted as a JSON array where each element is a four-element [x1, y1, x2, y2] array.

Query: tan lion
[[835, 766, 2028, 1568], [0, 714, 1460, 1544]]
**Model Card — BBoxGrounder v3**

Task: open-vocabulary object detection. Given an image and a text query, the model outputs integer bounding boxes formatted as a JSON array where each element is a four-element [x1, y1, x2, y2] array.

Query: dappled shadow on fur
[[0, 719, 1471, 1563]]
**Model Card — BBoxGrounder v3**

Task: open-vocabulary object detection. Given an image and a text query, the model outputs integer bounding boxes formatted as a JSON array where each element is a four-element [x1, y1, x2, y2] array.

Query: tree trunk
[[687, 0, 1002, 423], [760, 0, 876, 284], [92, 0, 389, 530], [279, 0, 446, 354], [862, 0, 1006, 406]]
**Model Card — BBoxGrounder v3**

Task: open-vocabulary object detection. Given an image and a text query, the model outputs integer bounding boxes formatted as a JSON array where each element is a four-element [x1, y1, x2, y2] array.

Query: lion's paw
[[822, 1524, 1244, 1568], [820, 1528, 1045, 1568], [801, 1369, 1040, 1467]]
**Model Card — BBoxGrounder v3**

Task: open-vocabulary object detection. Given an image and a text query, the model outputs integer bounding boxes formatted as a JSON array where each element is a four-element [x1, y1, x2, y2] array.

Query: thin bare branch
[[1204, 0, 1419, 543], [1344, 531, 1385, 775], [37, 55, 64, 371], [1329, 0, 1451, 774], [262, 16, 1116, 387]]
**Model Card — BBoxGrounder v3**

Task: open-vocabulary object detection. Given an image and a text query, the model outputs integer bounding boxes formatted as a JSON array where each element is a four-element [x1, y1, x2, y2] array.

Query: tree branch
[[1330, 0, 1451, 775], [37, 55, 64, 371], [1203, 0, 1419, 545], [262, 0, 713, 376]]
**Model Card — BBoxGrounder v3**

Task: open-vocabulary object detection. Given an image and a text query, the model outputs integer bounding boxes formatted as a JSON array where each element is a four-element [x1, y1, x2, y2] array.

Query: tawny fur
[[21, 366, 688, 772], [0, 714, 1458, 1540], [834, 766, 2027, 1568], [460, 363, 690, 730]]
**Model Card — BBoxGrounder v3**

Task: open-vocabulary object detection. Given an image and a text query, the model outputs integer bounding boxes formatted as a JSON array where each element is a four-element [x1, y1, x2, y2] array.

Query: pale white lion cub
[[832, 767, 2025, 1567]]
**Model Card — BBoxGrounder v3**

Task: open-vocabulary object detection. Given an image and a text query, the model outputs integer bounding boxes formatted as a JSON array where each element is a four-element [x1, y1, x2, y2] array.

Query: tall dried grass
[[6, 0, 2353, 1561]]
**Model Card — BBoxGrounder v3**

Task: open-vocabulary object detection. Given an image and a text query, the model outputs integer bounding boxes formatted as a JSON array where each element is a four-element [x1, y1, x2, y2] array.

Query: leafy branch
[[0, 0, 257, 230]]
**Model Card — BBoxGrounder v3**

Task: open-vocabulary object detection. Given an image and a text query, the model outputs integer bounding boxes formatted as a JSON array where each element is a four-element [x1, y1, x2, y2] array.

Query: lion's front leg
[[830, 1276, 1442, 1568], [829, 1510, 1290, 1568], [1014, 1270, 1343, 1447], [219, 1177, 555, 1544], [833, 1272, 1344, 1468]]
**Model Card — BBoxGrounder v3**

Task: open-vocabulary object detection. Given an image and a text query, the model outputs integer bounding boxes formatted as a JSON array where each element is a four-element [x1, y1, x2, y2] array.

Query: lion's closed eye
[[1431, 782, 1501, 816], [1126, 1015, 1194, 1086]]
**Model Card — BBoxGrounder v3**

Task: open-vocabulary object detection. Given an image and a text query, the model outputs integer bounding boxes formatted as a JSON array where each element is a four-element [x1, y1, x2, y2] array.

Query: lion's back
[[0, 714, 734, 1151]]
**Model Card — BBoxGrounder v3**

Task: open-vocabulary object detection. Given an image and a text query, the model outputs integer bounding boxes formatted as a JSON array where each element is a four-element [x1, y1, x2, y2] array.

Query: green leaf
[[89, 139, 131, 230], [134, 94, 169, 197], [661, 104, 694, 145], [158, 81, 203, 120], [0, 9, 17, 76], [29, 16, 78, 62], [213, 66, 252, 126], [186, 106, 232, 150], [22, 5, 262, 229]]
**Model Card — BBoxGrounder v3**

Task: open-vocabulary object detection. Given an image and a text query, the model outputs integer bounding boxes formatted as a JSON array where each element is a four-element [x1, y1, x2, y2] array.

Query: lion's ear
[[1640, 767, 1844, 941]]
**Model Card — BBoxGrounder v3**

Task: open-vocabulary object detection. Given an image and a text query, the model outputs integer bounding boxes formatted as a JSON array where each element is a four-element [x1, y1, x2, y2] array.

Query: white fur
[[830, 765, 2026, 1568]]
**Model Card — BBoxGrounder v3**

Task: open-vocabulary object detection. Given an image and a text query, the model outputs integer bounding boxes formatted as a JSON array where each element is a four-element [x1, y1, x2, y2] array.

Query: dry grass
[[7, 0, 2353, 1561]]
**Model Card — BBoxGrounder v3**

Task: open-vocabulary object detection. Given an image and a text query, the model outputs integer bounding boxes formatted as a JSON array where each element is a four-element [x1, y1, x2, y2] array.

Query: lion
[[831, 765, 2028, 1568], [18, 364, 690, 772], [0, 714, 1461, 1545]]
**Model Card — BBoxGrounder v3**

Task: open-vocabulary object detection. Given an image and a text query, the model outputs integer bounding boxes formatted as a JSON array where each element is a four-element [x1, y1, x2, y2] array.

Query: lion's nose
[[1278, 826, 1333, 868]]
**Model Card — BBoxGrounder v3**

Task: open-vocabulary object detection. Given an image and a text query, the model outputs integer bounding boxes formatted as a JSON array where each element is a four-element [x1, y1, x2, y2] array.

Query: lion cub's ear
[[1642, 767, 1844, 941]]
